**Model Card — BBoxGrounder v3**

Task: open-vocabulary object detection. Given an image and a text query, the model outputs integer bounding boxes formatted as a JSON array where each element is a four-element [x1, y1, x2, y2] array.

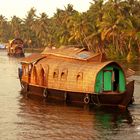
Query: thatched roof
[[21, 47, 107, 65], [20, 53, 46, 64], [36, 57, 120, 93], [21, 47, 125, 93], [9, 38, 24, 48], [41, 47, 106, 62]]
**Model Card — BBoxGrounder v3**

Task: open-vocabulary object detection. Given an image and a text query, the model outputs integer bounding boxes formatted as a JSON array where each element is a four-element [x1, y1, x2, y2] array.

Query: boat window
[[53, 69, 59, 79], [76, 53, 89, 59], [25, 67, 28, 75], [77, 72, 83, 81], [28, 64, 32, 73], [23, 65, 28, 76], [61, 69, 68, 80], [40, 68, 45, 86], [33, 66, 38, 84], [23, 66, 26, 75]]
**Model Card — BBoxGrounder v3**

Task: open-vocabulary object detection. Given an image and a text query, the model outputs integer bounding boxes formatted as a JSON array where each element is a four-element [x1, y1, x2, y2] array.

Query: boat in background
[[0, 43, 6, 49], [7, 38, 25, 57], [18, 46, 135, 109]]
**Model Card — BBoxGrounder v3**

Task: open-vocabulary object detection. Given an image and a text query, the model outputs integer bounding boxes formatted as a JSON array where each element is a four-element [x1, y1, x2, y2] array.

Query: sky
[[0, 0, 93, 20]]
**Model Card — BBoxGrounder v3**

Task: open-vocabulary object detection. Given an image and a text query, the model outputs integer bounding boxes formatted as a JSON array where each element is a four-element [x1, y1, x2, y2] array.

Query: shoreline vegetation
[[0, 0, 140, 61]]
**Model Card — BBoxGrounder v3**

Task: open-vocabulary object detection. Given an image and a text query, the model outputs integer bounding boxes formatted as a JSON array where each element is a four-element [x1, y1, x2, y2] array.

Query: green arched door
[[103, 70, 112, 91]]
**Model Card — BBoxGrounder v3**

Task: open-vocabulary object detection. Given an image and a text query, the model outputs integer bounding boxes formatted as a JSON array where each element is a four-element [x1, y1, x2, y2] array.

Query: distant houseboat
[[19, 47, 135, 109], [7, 38, 25, 57]]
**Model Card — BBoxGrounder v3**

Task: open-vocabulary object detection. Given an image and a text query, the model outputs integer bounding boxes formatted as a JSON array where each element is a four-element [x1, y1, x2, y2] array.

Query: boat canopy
[[42, 47, 106, 62], [9, 38, 24, 47], [20, 53, 46, 64], [21, 47, 126, 94], [94, 62, 126, 93]]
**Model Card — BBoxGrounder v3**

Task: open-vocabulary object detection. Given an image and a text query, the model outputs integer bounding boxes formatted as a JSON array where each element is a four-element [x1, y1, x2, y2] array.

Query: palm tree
[[0, 15, 9, 42], [22, 8, 37, 47], [84, 0, 104, 52], [97, 0, 133, 57], [32, 12, 50, 47], [52, 4, 77, 46], [10, 16, 23, 38]]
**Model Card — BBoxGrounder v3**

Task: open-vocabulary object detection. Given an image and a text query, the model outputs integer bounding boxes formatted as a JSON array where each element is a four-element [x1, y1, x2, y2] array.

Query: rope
[[91, 93, 101, 107], [43, 88, 48, 98]]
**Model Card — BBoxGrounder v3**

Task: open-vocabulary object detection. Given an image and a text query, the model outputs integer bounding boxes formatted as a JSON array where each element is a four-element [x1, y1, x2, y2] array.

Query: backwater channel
[[0, 49, 140, 140]]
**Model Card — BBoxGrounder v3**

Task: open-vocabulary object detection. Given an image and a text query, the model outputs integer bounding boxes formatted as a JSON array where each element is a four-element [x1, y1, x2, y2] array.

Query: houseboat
[[19, 47, 135, 109], [7, 38, 25, 57]]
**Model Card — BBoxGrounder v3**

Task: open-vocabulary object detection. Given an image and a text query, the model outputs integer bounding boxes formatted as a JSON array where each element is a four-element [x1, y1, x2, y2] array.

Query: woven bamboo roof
[[20, 53, 46, 64], [8, 38, 24, 49], [41, 46, 106, 61], [10, 38, 23, 44], [21, 46, 106, 65], [35, 57, 121, 93], [21, 46, 126, 93]]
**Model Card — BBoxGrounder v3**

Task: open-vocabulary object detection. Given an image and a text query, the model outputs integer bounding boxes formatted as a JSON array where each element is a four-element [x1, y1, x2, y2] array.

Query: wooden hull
[[20, 80, 134, 109]]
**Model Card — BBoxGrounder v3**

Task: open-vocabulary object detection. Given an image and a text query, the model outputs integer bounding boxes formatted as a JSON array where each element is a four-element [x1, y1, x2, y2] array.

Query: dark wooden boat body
[[91, 80, 134, 107], [20, 80, 134, 109], [19, 47, 135, 109]]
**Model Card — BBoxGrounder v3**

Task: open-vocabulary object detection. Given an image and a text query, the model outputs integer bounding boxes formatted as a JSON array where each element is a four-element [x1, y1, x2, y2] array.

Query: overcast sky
[[0, 0, 93, 19]]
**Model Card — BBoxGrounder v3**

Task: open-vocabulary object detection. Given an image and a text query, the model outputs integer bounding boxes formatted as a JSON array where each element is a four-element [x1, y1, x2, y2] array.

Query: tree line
[[0, 0, 140, 60]]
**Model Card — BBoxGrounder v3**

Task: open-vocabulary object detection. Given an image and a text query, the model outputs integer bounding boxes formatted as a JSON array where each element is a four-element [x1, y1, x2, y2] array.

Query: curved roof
[[21, 47, 124, 93], [41, 47, 106, 62], [36, 56, 123, 93], [20, 53, 45, 64], [9, 38, 24, 48], [21, 47, 106, 64]]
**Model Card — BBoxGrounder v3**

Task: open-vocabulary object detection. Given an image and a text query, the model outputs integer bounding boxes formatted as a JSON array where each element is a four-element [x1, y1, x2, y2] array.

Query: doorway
[[103, 70, 112, 91]]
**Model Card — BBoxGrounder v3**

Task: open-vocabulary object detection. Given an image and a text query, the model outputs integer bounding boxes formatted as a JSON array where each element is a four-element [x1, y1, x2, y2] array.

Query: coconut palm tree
[[22, 8, 37, 47], [84, 0, 104, 52], [0, 15, 9, 42], [10, 16, 23, 38]]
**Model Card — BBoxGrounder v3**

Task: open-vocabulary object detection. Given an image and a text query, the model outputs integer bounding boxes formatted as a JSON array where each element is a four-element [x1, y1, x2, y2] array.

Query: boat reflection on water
[[90, 107, 134, 139], [17, 93, 134, 139], [92, 106, 133, 126]]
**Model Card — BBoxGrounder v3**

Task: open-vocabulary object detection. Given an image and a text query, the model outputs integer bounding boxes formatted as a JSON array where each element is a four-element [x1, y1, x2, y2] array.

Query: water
[[0, 50, 140, 140]]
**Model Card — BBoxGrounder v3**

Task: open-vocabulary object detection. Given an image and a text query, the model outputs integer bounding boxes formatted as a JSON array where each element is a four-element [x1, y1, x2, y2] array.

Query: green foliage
[[0, 1, 140, 59]]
